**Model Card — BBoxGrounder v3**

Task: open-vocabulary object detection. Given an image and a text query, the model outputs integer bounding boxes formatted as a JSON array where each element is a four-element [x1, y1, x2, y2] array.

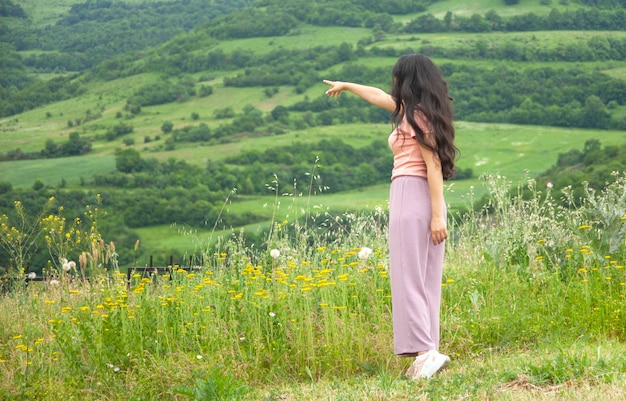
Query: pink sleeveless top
[[388, 112, 432, 180]]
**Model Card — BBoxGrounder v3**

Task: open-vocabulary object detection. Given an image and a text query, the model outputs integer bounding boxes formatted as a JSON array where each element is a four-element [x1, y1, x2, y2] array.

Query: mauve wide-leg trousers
[[388, 175, 445, 356]]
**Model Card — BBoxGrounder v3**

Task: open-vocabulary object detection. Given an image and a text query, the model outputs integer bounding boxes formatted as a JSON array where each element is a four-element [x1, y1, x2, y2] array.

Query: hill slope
[[1, 0, 626, 268]]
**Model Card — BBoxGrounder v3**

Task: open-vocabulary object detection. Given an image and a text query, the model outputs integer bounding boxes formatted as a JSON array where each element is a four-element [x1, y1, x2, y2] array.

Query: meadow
[[1, 171, 626, 400], [2, 0, 626, 399], [413, 0, 585, 19]]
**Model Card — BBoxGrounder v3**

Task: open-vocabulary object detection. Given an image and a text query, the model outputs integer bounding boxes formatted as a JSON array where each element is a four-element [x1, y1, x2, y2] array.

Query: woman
[[323, 54, 458, 379]]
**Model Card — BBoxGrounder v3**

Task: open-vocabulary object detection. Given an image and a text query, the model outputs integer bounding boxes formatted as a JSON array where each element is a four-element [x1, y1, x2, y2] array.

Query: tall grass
[[0, 173, 625, 400]]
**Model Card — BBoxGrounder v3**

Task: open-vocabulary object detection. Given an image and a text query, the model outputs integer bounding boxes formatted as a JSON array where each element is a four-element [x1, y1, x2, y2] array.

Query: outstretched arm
[[323, 80, 396, 112]]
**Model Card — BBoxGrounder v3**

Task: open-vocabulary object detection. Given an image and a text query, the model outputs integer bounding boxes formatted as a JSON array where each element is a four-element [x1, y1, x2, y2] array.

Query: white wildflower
[[270, 249, 280, 258], [62, 262, 71, 272], [107, 363, 120, 372], [358, 247, 373, 260], [27, 272, 36, 279], [269, 312, 276, 317], [49, 279, 60, 286]]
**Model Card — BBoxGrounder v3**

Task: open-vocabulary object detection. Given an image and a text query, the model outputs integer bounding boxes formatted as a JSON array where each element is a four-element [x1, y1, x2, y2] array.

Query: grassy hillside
[[129, 120, 626, 256], [423, 0, 584, 17], [11, 0, 84, 26], [14, 0, 582, 28], [2, 0, 626, 262], [2, 174, 626, 399]]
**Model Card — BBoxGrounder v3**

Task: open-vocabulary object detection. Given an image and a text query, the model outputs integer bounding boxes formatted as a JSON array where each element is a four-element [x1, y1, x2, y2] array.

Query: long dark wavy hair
[[390, 54, 458, 180]]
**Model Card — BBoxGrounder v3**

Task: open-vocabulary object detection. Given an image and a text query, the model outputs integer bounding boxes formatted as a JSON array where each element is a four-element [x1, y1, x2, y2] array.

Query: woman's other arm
[[323, 80, 395, 112], [420, 144, 448, 246]]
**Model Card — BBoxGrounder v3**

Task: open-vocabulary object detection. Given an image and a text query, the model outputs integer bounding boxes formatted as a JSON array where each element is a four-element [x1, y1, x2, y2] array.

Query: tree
[[161, 121, 174, 134], [43, 139, 59, 158], [197, 85, 213, 97], [582, 139, 604, 166], [460, 14, 491, 32], [115, 148, 146, 173], [62, 132, 91, 156], [404, 14, 444, 32], [214, 107, 235, 119], [0, 182, 12, 195], [271, 105, 289, 122], [444, 11, 453, 30], [485, 10, 503, 30], [582, 95, 610, 128]]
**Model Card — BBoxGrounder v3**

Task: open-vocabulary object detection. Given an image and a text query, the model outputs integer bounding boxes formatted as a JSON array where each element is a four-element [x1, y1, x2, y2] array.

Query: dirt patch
[[499, 374, 567, 393]]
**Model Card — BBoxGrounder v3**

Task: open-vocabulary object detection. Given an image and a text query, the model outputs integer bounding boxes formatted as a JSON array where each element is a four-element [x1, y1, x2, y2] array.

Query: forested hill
[[0, 0, 252, 112], [3, 0, 626, 123], [7, 0, 253, 66]]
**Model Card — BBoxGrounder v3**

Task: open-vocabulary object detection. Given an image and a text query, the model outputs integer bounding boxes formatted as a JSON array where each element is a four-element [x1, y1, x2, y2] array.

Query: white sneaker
[[405, 350, 450, 379]]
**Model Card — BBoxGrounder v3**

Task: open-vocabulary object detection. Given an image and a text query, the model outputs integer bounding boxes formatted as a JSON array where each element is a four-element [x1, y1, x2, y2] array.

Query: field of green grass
[[213, 26, 372, 54], [2, 174, 626, 400], [380, 30, 626, 56], [424, 0, 584, 18], [0, 156, 116, 188]]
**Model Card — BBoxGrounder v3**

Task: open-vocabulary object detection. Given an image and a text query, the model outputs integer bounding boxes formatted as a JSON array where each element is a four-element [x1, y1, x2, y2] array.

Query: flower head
[[358, 247, 373, 260], [270, 249, 280, 258]]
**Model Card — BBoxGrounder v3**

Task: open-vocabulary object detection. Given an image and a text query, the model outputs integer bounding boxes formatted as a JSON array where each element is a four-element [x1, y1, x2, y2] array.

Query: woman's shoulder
[[399, 110, 432, 136]]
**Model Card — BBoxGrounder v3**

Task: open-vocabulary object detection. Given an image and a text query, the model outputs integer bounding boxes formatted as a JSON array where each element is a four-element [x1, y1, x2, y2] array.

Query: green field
[[4, 118, 622, 196], [212, 26, 372, 54], [128, 118, 625, 257], [423, 0, 584, 18], [0, 155, 116, 188]]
